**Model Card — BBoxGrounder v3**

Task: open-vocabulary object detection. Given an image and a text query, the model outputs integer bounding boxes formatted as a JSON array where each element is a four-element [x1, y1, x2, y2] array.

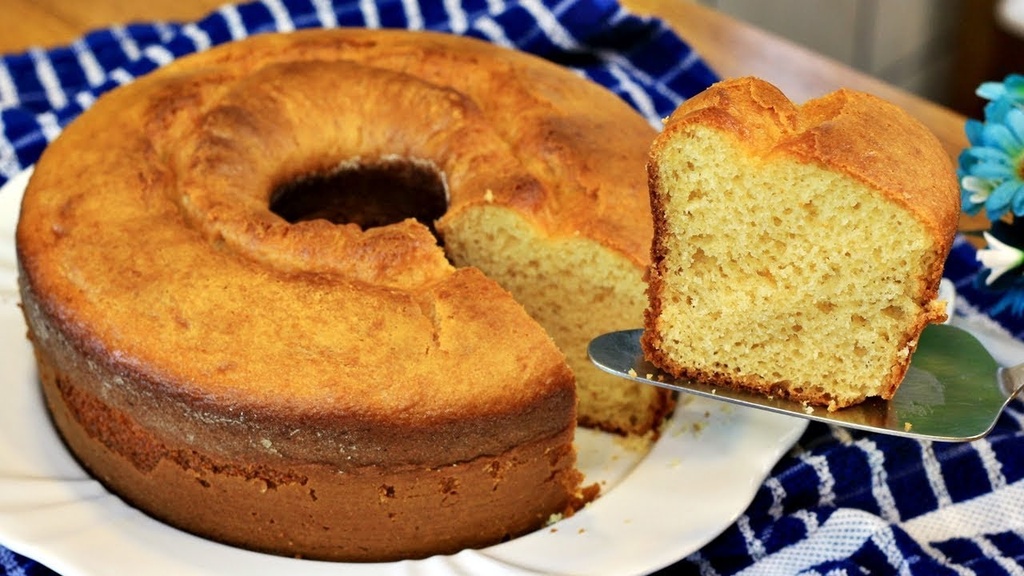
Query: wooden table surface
[[0, 0, 981, 231]]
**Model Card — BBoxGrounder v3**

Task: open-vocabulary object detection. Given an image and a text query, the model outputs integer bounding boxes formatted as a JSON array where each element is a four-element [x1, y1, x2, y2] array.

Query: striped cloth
[[1, 1, 1022, 574]]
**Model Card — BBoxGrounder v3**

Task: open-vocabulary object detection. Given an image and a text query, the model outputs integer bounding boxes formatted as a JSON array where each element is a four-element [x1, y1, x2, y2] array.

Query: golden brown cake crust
[[33, 309, 580, 562], [652, 77, 960, 269], [10, 28, 668, 561], [643, 77, 959, 409]]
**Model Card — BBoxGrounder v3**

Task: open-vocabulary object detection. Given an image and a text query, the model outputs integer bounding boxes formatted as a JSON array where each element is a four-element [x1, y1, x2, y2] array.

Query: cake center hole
[[270, 159, 449, 234]]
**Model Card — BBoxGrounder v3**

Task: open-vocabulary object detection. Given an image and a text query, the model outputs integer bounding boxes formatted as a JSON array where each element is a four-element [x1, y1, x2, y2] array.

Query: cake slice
[[641, 77, 959, 410]]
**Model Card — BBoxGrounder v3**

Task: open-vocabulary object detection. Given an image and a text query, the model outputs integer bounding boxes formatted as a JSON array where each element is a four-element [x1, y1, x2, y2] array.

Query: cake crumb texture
[[642, 76, 959, 410]]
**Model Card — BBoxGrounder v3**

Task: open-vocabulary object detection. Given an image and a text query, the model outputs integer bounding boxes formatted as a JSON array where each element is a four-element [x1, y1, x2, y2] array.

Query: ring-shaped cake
[[16, 29, 672, 561]]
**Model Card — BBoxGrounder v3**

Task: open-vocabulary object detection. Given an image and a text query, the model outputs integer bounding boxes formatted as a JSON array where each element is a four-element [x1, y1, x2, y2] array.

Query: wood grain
[[0, 0, 225, 53]]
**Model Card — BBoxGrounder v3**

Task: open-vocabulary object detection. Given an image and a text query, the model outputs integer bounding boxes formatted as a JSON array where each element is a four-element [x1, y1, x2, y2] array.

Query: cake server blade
[[588, 324, 1024, 442]]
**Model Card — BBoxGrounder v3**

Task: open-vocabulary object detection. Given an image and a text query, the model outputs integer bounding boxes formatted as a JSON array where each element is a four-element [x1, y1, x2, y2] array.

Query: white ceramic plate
[[0, 168, 807, 576]]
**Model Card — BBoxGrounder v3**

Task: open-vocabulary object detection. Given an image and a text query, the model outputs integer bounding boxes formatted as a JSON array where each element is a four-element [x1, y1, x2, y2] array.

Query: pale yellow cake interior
[[649, 126, 938, 408], [443, 205, 667, 434]]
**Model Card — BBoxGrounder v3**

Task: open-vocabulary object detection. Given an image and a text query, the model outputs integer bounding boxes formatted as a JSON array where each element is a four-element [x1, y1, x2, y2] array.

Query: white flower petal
[[977, 231, 1024, 284], [962, 175, 993, 194]]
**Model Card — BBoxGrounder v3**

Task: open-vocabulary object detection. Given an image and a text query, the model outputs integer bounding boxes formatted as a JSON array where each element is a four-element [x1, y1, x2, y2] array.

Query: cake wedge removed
[[639, 77, 959, 411]]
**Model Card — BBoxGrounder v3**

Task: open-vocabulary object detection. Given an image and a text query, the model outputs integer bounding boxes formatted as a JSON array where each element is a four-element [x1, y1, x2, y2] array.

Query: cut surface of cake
[[642, 76, 959, 410]]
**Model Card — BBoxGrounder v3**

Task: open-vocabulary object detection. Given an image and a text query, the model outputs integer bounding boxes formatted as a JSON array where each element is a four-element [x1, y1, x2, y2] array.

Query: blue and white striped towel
[[1, 1, 1022, 574]]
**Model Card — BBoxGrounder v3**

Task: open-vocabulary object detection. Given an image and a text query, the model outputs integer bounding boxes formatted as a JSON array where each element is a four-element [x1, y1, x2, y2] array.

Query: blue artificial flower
[[976, 73, 1024, 103], [961, 74, 1024, 317], [958, 79, 1024, 219]]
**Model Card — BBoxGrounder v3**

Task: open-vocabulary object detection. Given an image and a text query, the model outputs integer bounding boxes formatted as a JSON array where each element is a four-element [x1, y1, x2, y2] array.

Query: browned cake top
[[642, 77, 960, 409], [655, 76, 960, 251], [16, 29, 656, 465]]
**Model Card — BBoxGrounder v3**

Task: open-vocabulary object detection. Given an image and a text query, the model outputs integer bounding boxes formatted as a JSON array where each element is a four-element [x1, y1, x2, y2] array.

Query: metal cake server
[[588, 324, 1024, 442]]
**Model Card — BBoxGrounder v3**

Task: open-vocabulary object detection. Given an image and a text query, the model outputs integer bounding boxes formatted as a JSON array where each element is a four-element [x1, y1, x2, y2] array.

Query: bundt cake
[[16, 29, 671, 561], [642, 76, 959, 410]]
